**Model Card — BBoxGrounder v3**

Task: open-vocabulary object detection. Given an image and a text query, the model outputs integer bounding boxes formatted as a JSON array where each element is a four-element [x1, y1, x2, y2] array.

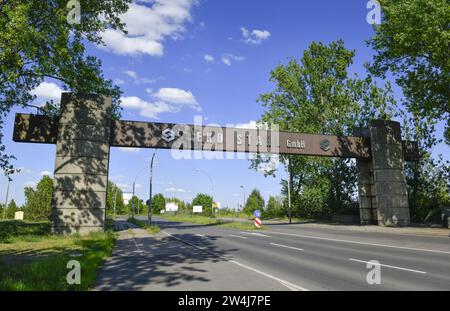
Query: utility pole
[[148, 150, 157, 226]]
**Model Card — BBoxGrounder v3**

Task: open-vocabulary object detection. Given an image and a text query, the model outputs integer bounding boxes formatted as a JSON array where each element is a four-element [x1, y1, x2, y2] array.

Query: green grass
[[0, 222, 116, 290], [160, 213, 265, 230], [127, 217, 161, 234], [0, 220, 50, 243]]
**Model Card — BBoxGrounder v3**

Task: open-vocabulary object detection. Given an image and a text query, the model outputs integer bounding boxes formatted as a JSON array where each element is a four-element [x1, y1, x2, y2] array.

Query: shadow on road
[[95, 226, 238, 290]]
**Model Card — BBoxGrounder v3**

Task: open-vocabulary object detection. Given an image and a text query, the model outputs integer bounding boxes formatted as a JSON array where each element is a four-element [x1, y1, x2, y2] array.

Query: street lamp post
[[195, 168, 214, 216], [240, 185, 246, 212], [148, 150, 157, 226]]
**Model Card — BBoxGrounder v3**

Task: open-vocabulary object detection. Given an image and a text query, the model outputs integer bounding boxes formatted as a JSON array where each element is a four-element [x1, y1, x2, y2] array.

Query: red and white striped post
[[254, 217, 262, 228]]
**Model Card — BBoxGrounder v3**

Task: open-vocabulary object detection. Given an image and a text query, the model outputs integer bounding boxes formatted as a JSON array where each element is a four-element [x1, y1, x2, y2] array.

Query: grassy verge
[[127, 217, 161, 234], [160, 214, 264, 230], [0, 221, 116, 291], [0, 220, 50, 243]]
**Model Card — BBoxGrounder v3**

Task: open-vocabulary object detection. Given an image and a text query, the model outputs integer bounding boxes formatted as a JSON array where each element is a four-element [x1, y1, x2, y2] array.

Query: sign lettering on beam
[[12, 113, 419, 160]]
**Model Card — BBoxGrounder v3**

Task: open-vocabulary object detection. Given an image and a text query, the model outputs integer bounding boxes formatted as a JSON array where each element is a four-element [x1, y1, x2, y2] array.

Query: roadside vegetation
[[127, 217, 161, 234], [160, 213, 264, 231], [0, 220, 116, 290]]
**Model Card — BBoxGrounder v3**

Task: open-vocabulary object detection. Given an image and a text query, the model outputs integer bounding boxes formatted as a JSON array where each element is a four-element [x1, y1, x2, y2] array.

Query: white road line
[[229, 235, 248, 239], [270, 243, 304, 251], [130, 234, 143, 255], [240, 232, 271, 238], [268, 230, 450, 255], [229, 260, 309, 291], [195, 234, 207, 239], [162, 230, 308, 291], [349, 258, 427, 274]]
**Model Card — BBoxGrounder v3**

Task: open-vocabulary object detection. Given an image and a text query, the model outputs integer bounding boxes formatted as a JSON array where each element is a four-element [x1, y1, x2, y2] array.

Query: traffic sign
[[253, 210, 261, 218], [254, 217, 262, 228]]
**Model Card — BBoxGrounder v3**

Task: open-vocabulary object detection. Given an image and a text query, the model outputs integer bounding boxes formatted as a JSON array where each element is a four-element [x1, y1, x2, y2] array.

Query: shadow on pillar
[[50, 93, 112, 235], [355, 120, 411, 227]]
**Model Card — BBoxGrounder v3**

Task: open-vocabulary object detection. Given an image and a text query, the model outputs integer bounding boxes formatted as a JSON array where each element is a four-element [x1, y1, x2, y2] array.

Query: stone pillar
[[356, 159, 377, 225], [370, 120, 410, 226], [51, 93, 112, 234]]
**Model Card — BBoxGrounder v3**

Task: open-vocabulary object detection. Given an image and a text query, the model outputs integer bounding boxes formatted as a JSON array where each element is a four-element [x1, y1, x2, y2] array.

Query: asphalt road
[[95, 217, 450, 291], [144, 216, 450, 291]]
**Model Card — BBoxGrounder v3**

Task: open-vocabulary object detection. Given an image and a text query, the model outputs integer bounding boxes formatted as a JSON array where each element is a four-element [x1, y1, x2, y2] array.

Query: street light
[[240, 185, 246, 212], [195, 168, 214, 216], [148, 150, 157, 226]]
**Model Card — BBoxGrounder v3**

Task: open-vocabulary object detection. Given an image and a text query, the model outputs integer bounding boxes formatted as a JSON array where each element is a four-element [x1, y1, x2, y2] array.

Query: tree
[[23, 175, 53, 221], [252, 40, 396, 219], [192, 193, 213, 217], [106, 181, 124, 216], [243, 189, 265, 215], [126, 195, 144, 216], [0, 0, 132, 171], [263, 196, 285, 219], [5, 199, 19, 219], [367, 0, 450, 144], [151, 194, 165, 215]]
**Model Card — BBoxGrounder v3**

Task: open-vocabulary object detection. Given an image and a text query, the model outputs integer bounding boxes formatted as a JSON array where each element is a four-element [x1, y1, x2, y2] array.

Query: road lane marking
[[240, 232, 271, 238], [268, 231, 450, 255], [270, 243, 304, 251], [229, 260, 309, 291], [195, 234, 207, 239], [162, 230, 308, 291], [229, 235, 248, 239], [349, 258, 427, 274]]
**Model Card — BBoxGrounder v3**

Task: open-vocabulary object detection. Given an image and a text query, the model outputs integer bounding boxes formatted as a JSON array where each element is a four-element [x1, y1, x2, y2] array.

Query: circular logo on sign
[[320, 139, 331, 151]]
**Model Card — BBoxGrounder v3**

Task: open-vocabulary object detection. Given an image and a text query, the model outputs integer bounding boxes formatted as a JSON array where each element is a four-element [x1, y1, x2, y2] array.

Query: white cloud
[[110, 175, 126, 180], [30, 82, 63, 103], [164, 187, 190, 193], [99, 1, 197, 56], [221, 53, 245, 66], [153, 88, 198, 106], [121, 96, 174, 119], [122, 87, 201, 119], [135, 183, 143, 189], [204, 54, 215, 63], [118, 147, 141, 153], [221, 57, 231, 66], [117, 183, 130, 190], [114, 79, 126, 85], [124, 70, 156, 84], [236, 120, 258, 129], [24, 181, 37, 188], [40, 170, 53, 177], [241, 27, 271, 45]]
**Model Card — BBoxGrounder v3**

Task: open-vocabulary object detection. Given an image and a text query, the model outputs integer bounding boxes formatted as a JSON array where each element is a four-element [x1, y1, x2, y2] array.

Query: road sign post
[[253, 210, 262, 228], [254, 217, 262, 229]]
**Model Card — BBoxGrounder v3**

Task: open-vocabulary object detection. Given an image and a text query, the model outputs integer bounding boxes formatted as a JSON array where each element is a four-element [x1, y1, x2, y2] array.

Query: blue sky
[[1, 0, 448, 208]]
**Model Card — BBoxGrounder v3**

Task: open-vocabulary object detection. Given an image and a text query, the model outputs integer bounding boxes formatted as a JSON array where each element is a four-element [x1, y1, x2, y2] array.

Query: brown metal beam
[[13, 113, 419, 161]]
